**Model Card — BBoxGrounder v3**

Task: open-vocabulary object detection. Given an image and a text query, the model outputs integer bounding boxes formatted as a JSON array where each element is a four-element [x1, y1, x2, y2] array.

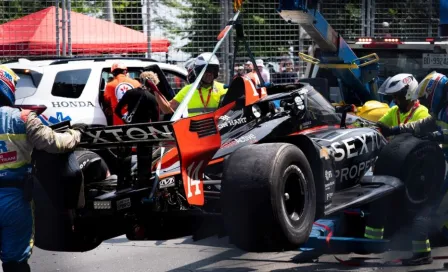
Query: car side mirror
[[335, 104, 357, 129]]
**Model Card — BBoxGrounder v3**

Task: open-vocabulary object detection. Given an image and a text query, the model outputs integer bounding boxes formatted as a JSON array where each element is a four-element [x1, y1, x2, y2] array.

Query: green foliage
[[152, 0, 301, 58]]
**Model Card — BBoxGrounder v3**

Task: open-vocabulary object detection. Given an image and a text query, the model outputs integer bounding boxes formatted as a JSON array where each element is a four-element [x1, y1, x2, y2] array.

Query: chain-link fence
[[373, 0, 439, 38], [0, 0, 443, 84]]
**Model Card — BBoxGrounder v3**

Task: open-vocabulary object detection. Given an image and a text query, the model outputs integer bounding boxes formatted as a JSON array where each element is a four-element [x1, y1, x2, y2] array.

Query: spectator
[[256, 59, 270, 83]]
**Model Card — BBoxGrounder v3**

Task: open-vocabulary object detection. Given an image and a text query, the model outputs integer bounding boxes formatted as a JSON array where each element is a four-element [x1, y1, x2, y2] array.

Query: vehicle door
[[22, 65, 107, 126], [99, 66, 188, 121]]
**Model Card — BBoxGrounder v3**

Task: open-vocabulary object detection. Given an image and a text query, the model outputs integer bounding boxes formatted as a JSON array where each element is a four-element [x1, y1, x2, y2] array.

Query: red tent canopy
[[0, 6, 171, 56]]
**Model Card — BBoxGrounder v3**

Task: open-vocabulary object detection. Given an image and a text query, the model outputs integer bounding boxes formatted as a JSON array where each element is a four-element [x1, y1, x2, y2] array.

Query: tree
[[151, 0, 301, 58]]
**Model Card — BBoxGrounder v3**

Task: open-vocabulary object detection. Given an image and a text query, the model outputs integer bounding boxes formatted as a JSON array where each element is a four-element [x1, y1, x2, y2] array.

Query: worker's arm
[[154, 93, 178, 114], [394, 115, 438, 135], [381, 107, 435, 136], [25, 111, 81, 153], [377, 106, 396, 127], [145, 77, 179, 114], [103, 85, 114, 118]]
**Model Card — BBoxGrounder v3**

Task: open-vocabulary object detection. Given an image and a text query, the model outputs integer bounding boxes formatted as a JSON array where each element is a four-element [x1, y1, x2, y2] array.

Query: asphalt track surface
[[4, 235, 448, 272]]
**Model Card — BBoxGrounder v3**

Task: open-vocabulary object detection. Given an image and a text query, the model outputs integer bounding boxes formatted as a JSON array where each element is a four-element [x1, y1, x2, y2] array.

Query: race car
[[31, 72, 445, 254]]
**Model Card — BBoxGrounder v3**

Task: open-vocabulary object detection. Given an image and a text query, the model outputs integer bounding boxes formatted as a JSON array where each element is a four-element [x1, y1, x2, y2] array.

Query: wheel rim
[[406, 157, 436, 204], [283, 165, 306, 226]]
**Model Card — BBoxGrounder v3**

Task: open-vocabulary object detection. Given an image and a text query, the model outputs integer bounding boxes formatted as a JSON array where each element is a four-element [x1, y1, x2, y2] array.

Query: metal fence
[[0, 0, 443, 84]]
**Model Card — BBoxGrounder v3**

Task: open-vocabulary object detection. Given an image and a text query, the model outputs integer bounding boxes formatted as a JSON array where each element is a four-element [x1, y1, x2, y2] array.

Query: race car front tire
[[221, 143, 316, 252]]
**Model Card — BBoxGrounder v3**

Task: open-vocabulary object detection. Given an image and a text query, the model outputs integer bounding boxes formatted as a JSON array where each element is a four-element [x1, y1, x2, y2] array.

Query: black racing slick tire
[[221, 143, 316, 252], [34, 150, 110, 252], [374, 133, 445, 211], [75, 150, 110, 184]]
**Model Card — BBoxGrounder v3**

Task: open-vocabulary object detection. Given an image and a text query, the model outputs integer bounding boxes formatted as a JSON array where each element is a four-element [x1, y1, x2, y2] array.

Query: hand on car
[[376, 122, 393, 137], [71, 123, 89, 134]]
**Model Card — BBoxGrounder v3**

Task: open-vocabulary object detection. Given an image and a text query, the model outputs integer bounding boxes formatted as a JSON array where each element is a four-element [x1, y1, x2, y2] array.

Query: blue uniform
[[0, 106, 80, 267]]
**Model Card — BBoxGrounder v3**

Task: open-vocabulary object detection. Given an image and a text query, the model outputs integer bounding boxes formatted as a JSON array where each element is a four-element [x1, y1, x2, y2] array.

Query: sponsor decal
[[320, 147, 330, 160], [294, 94, 305, 110], [49, 112, 72, 124], [115, 82, 134, 101], [116, 198, 131, 211], [52, 101, 95, 108], [221, 133, 257, 148], [186, 160, 203, 198], [330, 132, 382, 162], [79, 159, 90, 170], [0, 140, 17, 164], [0, 70, 14, 92], [402, 76, 412, 85], [0, 151, 17, 164], [325, 180, 335, 191], [219, 115, 231, 121], [326, 192, 334, 201], [159, 177, 176, 189], [80, 123, 173, 145], [218, 116, 247, 129], [300, 121, 312, 130], [325, 170, 332, 181], [334, 157, 376, 183]]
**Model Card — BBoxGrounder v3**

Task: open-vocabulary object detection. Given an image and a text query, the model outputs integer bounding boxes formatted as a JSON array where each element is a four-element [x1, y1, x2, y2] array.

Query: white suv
[[3, 57, 188, 126]]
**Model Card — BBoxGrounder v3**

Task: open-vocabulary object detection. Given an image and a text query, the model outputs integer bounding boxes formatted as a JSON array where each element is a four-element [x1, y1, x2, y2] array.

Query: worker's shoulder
[[387, 105, 399, 112], [179, 83, 193, 93], [417, 103, 429, 111], [415, 103, 430, 116], [124, 77, 141, 87], [214, 81, 227, 92]]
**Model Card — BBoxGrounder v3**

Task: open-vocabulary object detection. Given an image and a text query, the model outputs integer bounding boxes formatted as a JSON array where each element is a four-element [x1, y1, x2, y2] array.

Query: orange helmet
[[111, 62, 127, 73]]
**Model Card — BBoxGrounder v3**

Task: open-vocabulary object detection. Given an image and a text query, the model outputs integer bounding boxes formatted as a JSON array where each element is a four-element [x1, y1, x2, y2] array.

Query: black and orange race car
[[30, 72, 445, 254]]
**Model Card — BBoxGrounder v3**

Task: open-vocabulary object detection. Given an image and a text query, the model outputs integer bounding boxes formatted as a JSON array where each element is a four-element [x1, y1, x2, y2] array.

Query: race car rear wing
[[74, 103, 234, 206], [78, 121, 176, 149]]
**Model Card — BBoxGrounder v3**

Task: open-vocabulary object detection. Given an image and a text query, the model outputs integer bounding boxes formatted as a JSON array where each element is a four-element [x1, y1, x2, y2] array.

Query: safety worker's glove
[[71, 123, 89, 134], [375, 122, 398, 137]]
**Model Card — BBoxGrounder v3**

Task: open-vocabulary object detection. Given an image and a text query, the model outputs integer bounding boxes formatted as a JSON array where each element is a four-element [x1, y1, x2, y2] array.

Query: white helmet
[[194, 52, 220, 79], [378, 73, 419, 100], [184, 58, 197, 83]]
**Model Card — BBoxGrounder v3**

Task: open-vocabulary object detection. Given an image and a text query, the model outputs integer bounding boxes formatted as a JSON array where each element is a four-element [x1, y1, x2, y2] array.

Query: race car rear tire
[[373, 133, 445, 213], [75, 150, 110, 184], [221, 143, 316, 252], [34, 150, 110, 252]]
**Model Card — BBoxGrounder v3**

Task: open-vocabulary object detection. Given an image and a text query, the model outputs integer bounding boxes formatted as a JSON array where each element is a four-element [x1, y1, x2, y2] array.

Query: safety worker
[[376, 73, 431, 131], [378, 71, 448, 266], [114, 71, 160, 124], [103, 62, 141, 125], [0, 66, 85, 272], [363, 73, 431, 263], [155, 52, 227, 117]]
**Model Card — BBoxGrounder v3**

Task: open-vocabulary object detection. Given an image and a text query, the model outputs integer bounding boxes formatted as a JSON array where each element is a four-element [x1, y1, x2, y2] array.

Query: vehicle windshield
[[12, 69, 42, 100], [352, 49, 448, 86], [305, 86, 340, 124]]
